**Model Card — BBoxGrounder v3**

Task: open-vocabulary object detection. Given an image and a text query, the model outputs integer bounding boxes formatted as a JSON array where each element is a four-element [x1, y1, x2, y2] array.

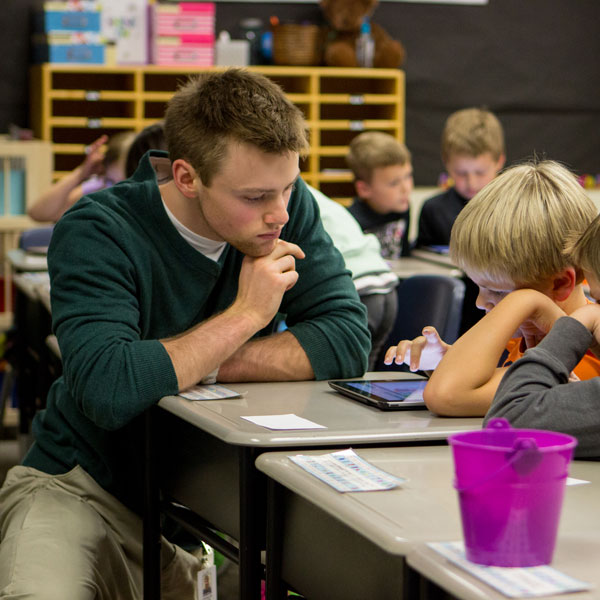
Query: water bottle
[[356, 18, 374, 68]]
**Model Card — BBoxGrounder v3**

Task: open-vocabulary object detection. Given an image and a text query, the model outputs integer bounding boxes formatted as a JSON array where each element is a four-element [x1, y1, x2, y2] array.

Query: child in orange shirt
[[385, 160, 599, 416]]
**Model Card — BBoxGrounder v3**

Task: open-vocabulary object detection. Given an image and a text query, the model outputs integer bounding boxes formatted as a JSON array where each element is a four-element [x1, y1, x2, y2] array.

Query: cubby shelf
[[30, 64, 405, 201]]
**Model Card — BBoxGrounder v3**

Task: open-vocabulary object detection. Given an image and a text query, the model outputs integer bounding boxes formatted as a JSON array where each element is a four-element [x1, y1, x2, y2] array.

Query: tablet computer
[[328, 378, 428, 411]]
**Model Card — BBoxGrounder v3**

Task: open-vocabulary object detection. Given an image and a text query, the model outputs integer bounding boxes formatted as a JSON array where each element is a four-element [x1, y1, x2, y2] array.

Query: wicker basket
[[272, 24, 324, 66]]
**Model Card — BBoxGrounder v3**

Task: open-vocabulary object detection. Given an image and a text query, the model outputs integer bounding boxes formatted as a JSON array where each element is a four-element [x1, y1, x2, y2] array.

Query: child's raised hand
[[383, 326, 450, 371], [79, 135, 109, 180]]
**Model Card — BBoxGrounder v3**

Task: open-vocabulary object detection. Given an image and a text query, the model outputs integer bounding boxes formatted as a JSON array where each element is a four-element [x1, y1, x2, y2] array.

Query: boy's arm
[[486, 312, 600, 458], [424, 289, 565, 416], [27, 135, 107, 222]]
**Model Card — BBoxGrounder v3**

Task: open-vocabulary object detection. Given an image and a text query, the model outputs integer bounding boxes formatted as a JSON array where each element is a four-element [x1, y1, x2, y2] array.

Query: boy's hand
[[384, 326, 450, 371], [232, 239, 305, 331]]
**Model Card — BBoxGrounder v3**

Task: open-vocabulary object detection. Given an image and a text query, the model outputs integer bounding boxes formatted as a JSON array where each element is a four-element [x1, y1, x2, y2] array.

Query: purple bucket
[[448, 418, 577, 567]]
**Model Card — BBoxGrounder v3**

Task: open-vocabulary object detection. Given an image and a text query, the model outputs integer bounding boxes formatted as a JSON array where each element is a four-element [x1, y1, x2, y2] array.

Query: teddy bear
[[319, 0, 405, 69]]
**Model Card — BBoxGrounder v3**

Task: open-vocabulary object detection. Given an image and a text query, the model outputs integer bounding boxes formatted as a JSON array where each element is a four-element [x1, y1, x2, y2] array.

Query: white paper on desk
[[241, 414, 326, 430], [566, 476, 590, 486], [289, 448, 406, 492], [427, 541, 592, 597]]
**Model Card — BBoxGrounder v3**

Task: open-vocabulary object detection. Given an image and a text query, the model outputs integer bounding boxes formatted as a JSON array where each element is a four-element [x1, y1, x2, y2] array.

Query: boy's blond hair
[[450, 160, 596, 285], [441, 108, 505, 164], [346, 131, 411, 183], [565, 212, 600, 276], [164, 69, 309, 186]]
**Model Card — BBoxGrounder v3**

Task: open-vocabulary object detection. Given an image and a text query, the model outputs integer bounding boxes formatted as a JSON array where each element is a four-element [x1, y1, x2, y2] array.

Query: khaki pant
[[0, 465, 203, 599]]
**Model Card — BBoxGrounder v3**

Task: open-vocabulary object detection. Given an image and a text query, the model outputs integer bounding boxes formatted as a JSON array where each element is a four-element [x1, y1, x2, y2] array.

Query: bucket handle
[[454, 437, 542, 492]]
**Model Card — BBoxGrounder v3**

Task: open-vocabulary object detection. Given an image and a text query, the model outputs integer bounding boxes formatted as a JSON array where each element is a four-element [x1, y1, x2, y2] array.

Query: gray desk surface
[[8, 248, 48, 272], [388, 256, 463, 279], [256, 445, 599, 599], [407, 458, 600, 600], [411, 248, 456, 268], [12, 272, 50, 310], [159, 373, 483, 447]]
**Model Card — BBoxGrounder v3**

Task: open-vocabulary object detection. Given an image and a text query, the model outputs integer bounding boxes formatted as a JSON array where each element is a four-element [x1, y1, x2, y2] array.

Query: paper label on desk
[[241, 414, 326, 430], [427, 541, 592, 597], [179, 384, 243, 401], [289, 449, 406, 492]]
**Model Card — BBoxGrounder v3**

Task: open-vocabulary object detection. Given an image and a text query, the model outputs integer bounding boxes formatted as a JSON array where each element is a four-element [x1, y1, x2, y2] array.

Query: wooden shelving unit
[[0, 138, 53, 328], [30, 64, 405, 202]]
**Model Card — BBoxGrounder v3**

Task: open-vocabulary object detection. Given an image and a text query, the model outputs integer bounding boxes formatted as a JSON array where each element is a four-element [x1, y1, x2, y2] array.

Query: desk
[[256, 445, 460, 599], [0, 217, 49, 329], [152, 375, 483, 600], [411, 247, 455, 268], [256, 446, 599, 600], [406, 458, 600, 600], [7, 248, 48, 272], [10, 272, 52, 439], [388, 256, 463, 280]]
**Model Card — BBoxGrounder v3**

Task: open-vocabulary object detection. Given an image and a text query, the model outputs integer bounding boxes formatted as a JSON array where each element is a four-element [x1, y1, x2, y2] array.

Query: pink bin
[[448, 418, 577, 567]]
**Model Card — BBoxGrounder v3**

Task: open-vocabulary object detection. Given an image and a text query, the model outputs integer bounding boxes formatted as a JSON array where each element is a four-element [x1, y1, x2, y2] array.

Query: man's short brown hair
[[441, 108, 505, 164], [164, 69, 309, 185], [346, 131, 411, 183]]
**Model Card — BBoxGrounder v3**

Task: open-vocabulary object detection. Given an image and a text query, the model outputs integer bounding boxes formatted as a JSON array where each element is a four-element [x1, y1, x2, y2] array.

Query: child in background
[[346, 131, 413, 259], [384, 160, 599, 416], [483, 213, 600, 458], [124, 121, 168, 178], [416, 107, 505, 248], [28, 130, 134, 222], [308, 184, 398, 370]]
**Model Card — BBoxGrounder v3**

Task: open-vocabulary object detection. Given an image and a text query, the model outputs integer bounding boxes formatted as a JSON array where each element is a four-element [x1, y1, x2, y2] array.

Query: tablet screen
[[344, 380, 426, 404]]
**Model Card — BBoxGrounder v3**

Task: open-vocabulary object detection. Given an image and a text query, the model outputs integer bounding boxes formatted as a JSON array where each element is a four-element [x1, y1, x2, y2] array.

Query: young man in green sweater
[[0, 70, 370, 598]]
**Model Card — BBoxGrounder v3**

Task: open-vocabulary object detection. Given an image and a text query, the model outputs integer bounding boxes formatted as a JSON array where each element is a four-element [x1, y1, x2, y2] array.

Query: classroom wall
[[2, 0, 599, 185]]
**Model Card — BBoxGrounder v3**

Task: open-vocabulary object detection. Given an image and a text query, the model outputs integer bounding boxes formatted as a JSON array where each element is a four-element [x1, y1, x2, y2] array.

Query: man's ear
[[171, 158, 200, 199], [551, 267, 577, 302], [355, 178, 371, 199], [495, 153, 506, 172]]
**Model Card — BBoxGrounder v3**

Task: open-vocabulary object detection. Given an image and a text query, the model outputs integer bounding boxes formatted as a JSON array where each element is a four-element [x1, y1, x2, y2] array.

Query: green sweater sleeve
[[280, 180, 370, 379], [48, 198, 179, 431]]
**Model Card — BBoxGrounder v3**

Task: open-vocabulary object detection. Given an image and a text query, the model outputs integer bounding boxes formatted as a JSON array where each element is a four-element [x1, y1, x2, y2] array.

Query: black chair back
[[374, 274, 466, 371], [19, 226, 54, 251]]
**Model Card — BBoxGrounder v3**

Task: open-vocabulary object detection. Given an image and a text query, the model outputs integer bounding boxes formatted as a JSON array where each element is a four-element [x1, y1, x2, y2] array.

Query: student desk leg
[[239, 446, 265, 599], [143, 408, 162, 599], [265, 479, 287, 599], [156, 410, 267, 600]]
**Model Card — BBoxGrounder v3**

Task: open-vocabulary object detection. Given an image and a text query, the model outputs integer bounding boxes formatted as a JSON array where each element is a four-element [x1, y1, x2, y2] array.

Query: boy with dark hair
[[346, 131, 414, 259]]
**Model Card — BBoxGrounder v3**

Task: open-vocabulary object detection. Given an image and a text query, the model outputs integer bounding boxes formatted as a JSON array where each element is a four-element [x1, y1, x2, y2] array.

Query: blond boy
[[456, 214, 600, 458], [417, 108, 505, 248], [346, 131, 414, 259], [385, 160, 599, 416]]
